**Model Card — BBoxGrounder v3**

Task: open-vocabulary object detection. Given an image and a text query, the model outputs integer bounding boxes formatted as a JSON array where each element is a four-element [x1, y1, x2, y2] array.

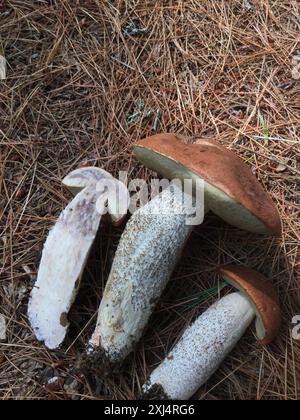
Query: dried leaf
[[275, 164, 287, 173], [291, 55, 300, 66], [292, 65, 300, 80], [292, 56, 300, 80]]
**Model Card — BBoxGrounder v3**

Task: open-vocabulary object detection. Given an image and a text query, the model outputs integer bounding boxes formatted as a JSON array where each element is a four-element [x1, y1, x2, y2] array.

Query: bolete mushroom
[[143, 265, 281, 400], [28, 167, 128, 350], [87, 134, 281, 368]]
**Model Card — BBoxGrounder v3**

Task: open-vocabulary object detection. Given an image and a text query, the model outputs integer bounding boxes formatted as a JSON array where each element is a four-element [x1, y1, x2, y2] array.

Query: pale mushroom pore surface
[[63, 167, 114, 196]]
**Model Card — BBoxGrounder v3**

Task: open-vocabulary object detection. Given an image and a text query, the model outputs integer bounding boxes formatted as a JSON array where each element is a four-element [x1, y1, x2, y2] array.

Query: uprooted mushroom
[[28, 167, 128, 350], [86, 134, 281, 369], [143, 265, 281, 400]]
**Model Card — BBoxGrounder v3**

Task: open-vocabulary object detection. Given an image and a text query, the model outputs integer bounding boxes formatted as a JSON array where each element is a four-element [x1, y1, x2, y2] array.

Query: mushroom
[[142, 265, 281, 400], [87, 133, 281, 368], [28, 167, 128, 350]]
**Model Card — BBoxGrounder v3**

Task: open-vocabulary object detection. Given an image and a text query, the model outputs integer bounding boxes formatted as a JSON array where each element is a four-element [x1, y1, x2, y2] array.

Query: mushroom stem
[[143, 292, 255, 400], [28, 167, 127, 350], [28, 184, 103, 349], [87, 183, 206, 366]]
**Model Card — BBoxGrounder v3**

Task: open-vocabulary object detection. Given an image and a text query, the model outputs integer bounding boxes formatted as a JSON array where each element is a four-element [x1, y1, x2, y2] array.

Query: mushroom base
[[142, 383, 169, 400], [81, 344, 124, 377]]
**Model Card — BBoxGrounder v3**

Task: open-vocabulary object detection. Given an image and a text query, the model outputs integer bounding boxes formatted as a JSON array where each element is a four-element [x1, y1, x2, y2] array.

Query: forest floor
[[0, 0, 299, 400]]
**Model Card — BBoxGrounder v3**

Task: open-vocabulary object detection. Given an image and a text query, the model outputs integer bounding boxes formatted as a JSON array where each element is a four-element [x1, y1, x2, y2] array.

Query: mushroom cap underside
[[63, 167, 128, 226]]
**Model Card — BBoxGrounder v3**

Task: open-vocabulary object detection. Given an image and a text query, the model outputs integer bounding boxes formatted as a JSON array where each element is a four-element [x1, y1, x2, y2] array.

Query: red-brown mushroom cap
[[133, 133, 281, 236], [218, 265, 281, 345]]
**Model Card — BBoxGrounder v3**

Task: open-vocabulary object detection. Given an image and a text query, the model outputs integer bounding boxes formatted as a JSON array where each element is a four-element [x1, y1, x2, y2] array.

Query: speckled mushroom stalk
[[142, 265, 281, 400], [144, 292, 254, 400], [87, 134, 281, 369], [87, 182, 203, 364], [28, 167, 128, 350]]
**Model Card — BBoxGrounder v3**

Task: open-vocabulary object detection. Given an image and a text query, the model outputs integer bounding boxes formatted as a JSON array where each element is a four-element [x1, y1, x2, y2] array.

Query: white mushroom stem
[[88, 183, 206, 365], [28, 186, 104, 349], [143, 292, 255, 400], [28, 168, 127, 350]]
